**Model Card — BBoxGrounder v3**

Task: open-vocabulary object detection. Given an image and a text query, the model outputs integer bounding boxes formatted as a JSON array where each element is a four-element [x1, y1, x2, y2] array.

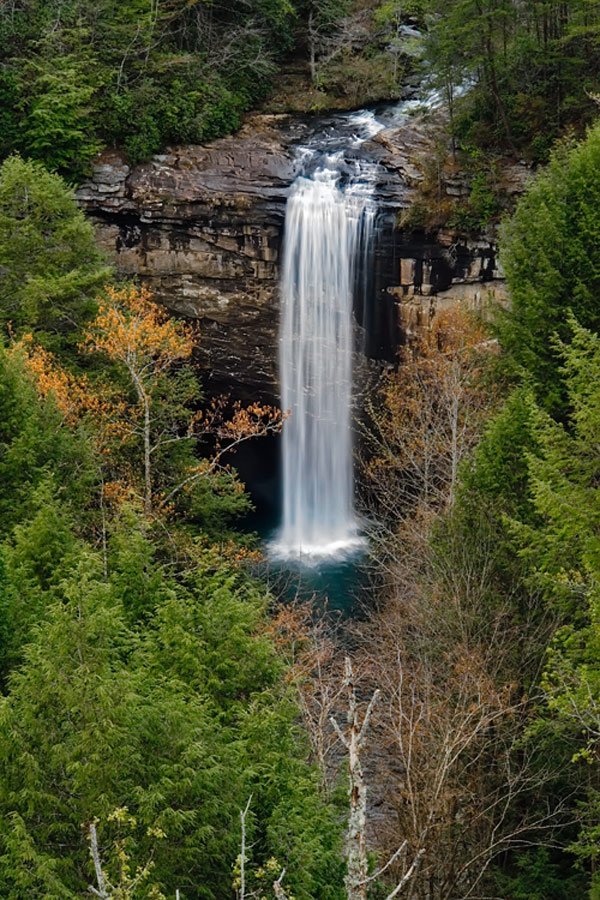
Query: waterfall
[[273, 149, 378, 560]]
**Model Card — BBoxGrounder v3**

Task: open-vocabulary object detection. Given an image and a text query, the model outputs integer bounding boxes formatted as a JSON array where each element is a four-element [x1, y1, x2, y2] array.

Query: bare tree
[[305, 4, 371, 86], [332, 657, 424, 900], [358, 308, 498, 621], [268, 602, 347, 793], [88, 822, 111, 900], [347, 306, 575, 898], [234, 796, 290, 900], [349, 543, 572, 900], [361, 309, 495, 526], [238, 796, 252, 900]]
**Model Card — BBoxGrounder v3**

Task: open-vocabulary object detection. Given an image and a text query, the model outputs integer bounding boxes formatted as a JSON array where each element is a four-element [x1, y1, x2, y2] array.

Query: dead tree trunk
[[238, 796, 252, 900], [332, 657, 424, 900], [88, 822, 111, 899], [331, 657, 378, 899]]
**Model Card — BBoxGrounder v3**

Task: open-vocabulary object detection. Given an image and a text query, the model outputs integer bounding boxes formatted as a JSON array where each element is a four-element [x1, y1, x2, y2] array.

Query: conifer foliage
[[0, 154, 342, 900], [0, 156, 110, 347]]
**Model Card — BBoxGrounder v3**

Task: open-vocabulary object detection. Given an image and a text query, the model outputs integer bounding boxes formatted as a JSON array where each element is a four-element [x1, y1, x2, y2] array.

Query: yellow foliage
[[16, 339, 129, 448], [17, 285, 284, 520], [82, 285, 196, 383]]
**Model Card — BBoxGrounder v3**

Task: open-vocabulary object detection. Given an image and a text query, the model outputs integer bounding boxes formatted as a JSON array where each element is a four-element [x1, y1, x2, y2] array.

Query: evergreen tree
[[0, 540, 344, 899], [0, 481, 79, 679], [509, 321, 600, 887], [0, 156, 110, 348], [0, 0, 295, 170], [143, 553, 345, 898], [19, 54, 103, 179], [498, 123, 600, 411], [0, 344, 95, 537], [0, 553, 218, 898], [423, 0, 600, 158]]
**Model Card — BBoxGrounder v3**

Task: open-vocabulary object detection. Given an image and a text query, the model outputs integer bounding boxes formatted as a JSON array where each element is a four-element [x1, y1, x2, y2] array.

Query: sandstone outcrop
[[77, 119, 294, 400], [77, 109, 523, 401]]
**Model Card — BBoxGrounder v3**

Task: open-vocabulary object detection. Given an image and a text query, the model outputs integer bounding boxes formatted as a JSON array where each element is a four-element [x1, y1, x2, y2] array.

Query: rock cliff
[[77, 109, 519, 402], [76, 118, 294, 400]]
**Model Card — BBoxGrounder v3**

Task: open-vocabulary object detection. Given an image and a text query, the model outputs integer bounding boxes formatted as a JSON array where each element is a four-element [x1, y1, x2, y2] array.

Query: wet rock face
[[362, 214, 508, 363], [76, 123, 295, 402]]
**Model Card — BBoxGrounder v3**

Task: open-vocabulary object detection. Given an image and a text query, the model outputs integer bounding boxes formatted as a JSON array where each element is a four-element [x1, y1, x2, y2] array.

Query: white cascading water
[[273, 112, 382, 560], [268, 68, 473, 563]]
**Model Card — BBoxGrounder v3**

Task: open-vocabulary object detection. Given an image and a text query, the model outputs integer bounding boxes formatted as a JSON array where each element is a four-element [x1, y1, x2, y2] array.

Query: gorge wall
[[77, 110, 511, 403]]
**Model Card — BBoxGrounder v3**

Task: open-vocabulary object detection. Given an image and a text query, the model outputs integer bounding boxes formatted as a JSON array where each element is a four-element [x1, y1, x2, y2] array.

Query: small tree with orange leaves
[[78, 284, 282, 520], [18, 337, 127, 448], [360, 308, 497, 581], [363, 308, 494, 518], [19, 285, 282, 529], [82, 285, 196, 514]]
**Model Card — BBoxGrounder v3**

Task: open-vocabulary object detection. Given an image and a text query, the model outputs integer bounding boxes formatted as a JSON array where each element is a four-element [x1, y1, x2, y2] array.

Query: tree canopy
[[0, 155, 110, 348], [498, 122, 600, 411], [0, 0, 296, 173]]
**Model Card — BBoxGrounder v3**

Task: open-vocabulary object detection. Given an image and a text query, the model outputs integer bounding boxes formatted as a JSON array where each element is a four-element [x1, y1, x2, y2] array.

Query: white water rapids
[[272, 112, 383, 561]]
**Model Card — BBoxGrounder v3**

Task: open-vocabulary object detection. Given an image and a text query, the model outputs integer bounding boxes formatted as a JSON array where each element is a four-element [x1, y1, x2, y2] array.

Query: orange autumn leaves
[[18, 337, 129, 452], [20, 338, 96, 426], [17, 284, 283, 517], [364, 307, 497, 518], [19, 285, 195, 426], [84, 285, 195, 381]]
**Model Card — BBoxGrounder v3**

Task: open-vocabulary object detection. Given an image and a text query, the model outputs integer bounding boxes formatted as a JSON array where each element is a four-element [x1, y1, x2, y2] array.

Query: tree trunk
[[332, 657, 423, 899], [142, 391, 152, 515], [308, 11, 317, 84], [130, 365, 153, 516], [332, 658, 378, 900]]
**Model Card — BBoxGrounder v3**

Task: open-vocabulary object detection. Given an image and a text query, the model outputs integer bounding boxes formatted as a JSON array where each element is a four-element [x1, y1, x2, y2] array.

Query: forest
[[1, 0, 600, 898]]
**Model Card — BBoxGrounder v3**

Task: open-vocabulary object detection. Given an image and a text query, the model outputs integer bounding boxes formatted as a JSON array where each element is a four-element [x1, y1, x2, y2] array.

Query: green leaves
[[0, 538, 343, 898], [423, 0, 600, 158], [0, 481, 79, 678], [0, 345, 96, 537], [498, 124, 600, 412], [0, 0, 296, 170], [495, 322, 600, 872], [18, 55, 103, 178], [0, 156, 110, 347], [0, 341, 342, 896]]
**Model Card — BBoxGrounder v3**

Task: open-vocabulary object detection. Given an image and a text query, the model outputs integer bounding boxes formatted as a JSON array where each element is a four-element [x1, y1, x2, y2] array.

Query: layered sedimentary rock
[[388, 231, 509, 343], [368, 115, 523, 346], [76, 119, 294, 400], [77, 110, 524, 401]]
